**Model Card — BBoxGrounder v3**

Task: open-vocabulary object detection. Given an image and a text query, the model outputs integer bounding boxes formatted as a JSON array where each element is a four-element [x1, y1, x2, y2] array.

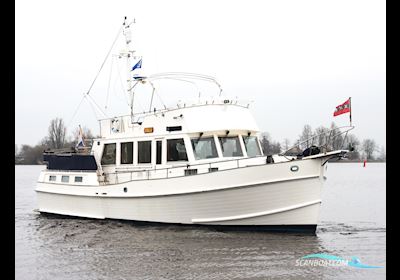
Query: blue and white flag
[[76, 125, 85, 148], [131, 58, 142, 71]]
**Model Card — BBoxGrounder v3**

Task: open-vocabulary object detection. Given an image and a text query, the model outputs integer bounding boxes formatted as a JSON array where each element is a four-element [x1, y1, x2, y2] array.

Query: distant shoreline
[[15, 161, 386, 166]]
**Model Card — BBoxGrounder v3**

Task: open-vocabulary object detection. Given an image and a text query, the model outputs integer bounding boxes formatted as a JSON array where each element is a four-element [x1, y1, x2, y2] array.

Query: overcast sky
[[15, 0, 385, 149]]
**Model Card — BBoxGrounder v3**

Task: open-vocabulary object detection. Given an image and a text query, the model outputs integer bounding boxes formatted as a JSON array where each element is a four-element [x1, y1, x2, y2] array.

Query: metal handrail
[[100, 126, 355, 183], [108, 126, 354, 180], [282, 125, 355, 156], [110, 155, 264, 177]]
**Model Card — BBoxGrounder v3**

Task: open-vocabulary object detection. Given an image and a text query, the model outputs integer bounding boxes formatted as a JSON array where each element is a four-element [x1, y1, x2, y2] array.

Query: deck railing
[[104, 156, 267, 184], [101, 126, 355, 184], [281, 126, 355, 157]]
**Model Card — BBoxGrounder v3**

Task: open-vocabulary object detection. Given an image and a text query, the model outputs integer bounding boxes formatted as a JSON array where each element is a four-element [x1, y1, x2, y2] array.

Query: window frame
[[61, 175, 70, 183], [49, 175, 56, 182], [120, 142, 134, 164], [74, 176, 83, 183], [137, 140, 152, 164], [101, 143, 117, 165], [218, 136, 244, 157], [156, 140, 162, 164], [242, 135, 262, 157], [167, 138, 189, 162], [190, 136, 219, 160]]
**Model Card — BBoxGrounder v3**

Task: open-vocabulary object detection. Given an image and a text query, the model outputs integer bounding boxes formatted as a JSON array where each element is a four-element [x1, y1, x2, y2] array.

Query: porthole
[[123, 187, 128, 193], [290, 165, 299, 172]]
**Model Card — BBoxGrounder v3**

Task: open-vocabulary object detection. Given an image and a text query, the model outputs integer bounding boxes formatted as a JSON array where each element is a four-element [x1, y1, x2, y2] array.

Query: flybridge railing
[[281, 126, 355, 157], [147, 72, 223, 97], [98, 99, 252, 122]]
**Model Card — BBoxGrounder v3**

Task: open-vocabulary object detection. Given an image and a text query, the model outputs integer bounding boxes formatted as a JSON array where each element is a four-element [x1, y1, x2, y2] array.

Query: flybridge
[[98, 100, 259, 138]]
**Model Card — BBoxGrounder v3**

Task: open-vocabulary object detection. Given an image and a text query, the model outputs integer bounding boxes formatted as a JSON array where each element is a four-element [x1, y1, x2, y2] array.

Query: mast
[[120, 17, 136, 122]]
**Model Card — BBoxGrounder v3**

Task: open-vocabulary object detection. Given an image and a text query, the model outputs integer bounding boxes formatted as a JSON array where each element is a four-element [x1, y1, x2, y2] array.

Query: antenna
[[119, 17, 138, 122]]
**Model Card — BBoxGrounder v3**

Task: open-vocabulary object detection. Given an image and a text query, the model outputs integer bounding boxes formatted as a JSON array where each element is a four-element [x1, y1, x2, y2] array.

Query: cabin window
[[138, 141, 152, 164], [243, 136, 262, 157], [156, 140, 162, 164], [61, 175, 69, 183], [101, 143, 116, 165], [121, 142, 133, 164], [74, 176, 83, 183], [191, 137, 218, 160], [49, 175, 56, 182], [167, 138, 188, 162], [218, 136, 243, 157]]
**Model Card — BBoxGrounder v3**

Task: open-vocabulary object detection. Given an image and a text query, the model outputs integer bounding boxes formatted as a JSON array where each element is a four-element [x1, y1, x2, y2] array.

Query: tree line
[[15, 118, 385, 164], [15, 118, 94, 164], [260, 122, 385, 161]]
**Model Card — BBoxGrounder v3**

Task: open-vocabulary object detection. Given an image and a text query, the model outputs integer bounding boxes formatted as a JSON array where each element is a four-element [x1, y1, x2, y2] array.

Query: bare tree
[[47, 118, 67, 149], [260, 132, 281, 155], [314, 125, 330, 147], [361, 139, 377, 160], [343, 134, 360, 160], [377, 145, 386, 162], [260, 133, 271, 154], [282, 138, 291, 152], [330, 122, 344, 150], [298, 124, 314, 150], [271, 142, 281, 154]]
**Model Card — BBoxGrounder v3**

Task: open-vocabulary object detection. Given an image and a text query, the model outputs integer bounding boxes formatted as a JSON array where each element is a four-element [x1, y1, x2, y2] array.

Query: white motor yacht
[[35, 18, 354, 233]]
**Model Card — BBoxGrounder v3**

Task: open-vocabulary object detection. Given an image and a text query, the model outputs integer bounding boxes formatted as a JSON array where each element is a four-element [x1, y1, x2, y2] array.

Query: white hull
[[36, 157, 327, 231]]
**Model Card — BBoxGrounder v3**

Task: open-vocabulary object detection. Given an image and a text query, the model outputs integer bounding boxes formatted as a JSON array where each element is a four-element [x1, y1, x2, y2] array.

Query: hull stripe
[[191, 199, 321, 223]]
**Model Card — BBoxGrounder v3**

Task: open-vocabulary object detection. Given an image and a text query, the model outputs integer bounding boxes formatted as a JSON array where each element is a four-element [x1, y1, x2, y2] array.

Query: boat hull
[[36, 157, 327, 232]]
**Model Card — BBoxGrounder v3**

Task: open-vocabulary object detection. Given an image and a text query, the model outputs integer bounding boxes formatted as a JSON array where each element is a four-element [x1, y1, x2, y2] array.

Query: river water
[[15, 163, 386, 279]]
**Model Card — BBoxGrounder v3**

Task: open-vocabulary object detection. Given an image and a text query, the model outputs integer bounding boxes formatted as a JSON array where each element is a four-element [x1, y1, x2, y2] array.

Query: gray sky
[[16, 0, 385, 148]]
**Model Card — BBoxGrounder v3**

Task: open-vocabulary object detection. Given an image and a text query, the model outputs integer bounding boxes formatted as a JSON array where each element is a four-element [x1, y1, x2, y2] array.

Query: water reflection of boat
[[35, 18, 354, 233]]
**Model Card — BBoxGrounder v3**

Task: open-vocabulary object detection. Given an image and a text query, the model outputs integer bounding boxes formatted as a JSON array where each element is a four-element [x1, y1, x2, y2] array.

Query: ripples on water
[[15, 164, 386, 280]]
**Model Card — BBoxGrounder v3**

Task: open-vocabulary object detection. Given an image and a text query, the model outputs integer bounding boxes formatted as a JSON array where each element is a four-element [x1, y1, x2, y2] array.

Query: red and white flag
[[333, 98, 351, 117]]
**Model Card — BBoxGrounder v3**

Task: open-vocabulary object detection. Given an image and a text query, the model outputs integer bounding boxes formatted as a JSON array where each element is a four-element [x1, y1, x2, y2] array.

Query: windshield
[[191, 137, 218, 160], [218, 136, 243, 157], [243, 136, 262, 157]]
